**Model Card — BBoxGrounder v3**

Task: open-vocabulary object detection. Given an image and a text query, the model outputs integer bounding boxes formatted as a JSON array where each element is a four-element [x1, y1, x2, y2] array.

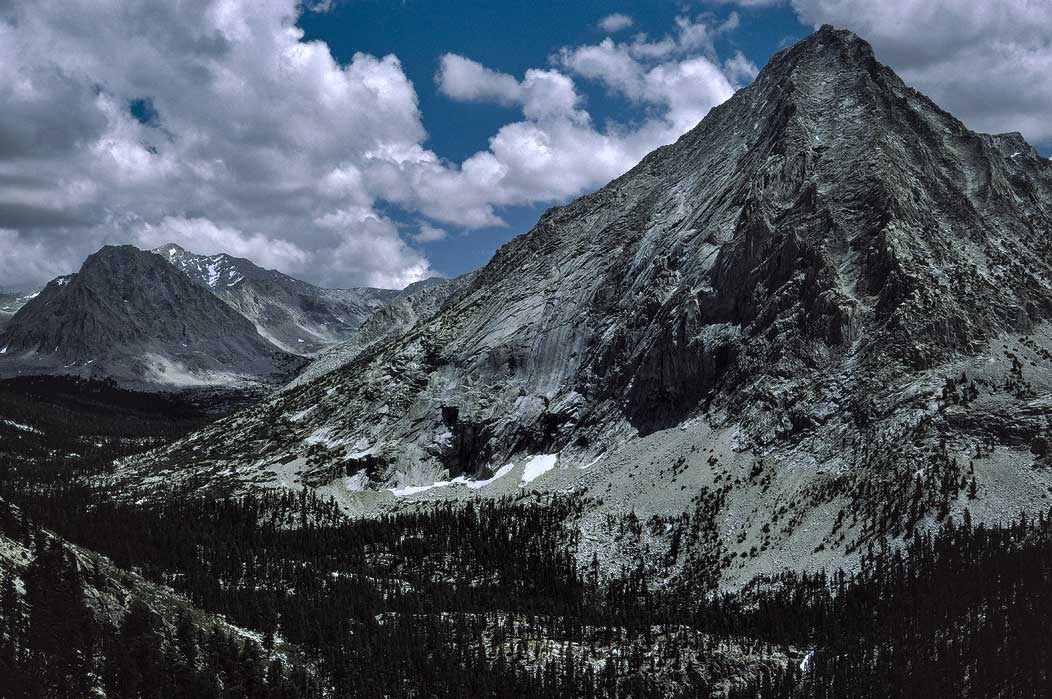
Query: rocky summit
[[118, 27, 1052, 583], [155, 243, 420, 355], [0, 245, 302, 387]]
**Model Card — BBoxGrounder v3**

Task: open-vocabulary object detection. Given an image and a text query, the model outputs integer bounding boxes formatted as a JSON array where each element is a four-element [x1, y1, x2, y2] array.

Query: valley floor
[[1, 378, 1051, 697]]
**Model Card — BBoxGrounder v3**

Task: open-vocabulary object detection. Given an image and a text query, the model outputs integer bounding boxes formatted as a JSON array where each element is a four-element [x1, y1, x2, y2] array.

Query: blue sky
[[2, 1, 1051, 291], [298, 0, 1052, 282], [299, 1, 813, 278]]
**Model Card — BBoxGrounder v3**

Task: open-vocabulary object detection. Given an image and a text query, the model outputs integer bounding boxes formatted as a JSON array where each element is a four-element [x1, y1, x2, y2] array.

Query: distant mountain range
[[0, 246, 302, 387], [154, 244, 440, 355], [0, 290, 39, 329], [0, 243, 447, 387]]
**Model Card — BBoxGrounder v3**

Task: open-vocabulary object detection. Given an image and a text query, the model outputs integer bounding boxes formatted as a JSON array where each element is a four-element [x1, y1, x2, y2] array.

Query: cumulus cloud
[[0, 230, 75, 289], [723, 50, 760, 86], [0, 0, 431, 289], [0, 2, 753, 290], [555, 15, 740, 133], [424, 14, 741, 225], [792, 0, 1052, 146], [436, 54, 523, 105], [598, 13, 634, 33], [413, 222, 449, 244]]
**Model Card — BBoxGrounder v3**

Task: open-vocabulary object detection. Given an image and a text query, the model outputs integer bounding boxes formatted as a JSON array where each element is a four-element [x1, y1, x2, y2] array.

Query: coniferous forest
[[1, 379, 1052, 697]]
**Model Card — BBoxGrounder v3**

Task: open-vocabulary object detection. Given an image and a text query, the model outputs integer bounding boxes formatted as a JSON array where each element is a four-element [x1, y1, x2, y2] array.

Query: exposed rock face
[[285, 272, 476, 389], [121, 27, 1052, 580], [155, 244, 433, 355], [0, 246, 302, 386]]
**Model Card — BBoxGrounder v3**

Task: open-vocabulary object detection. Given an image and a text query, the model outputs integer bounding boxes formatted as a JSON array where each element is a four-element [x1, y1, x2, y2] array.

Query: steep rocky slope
[[0, 246, 301, 387], [156, 243, 441, 355], [286, 272, 476, 389], [118, 27, 1052, 582]]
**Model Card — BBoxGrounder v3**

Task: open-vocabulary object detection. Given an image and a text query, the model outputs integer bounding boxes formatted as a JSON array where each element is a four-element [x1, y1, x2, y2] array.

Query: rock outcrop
[[0, 246, 302, 386]]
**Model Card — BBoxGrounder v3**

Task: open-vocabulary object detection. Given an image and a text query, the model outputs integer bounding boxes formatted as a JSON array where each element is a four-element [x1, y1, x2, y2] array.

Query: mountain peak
[[0, 243, 298, 385], [754, 24, 881, 90], [798, 24, 874, 59], [157, 242, 187, 258]]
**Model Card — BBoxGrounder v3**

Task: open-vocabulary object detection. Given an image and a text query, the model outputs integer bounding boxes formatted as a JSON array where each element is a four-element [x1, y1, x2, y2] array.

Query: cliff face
[[0, 246, 301, 386], [120, 27, 1052, 581]]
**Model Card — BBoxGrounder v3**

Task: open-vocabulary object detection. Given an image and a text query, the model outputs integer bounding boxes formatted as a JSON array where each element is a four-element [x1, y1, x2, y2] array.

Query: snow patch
[[390, 482, 445, 497], [465, 463, 515, 489], [799, 649, 815, 673], [1, 419, 42, 435], [342, 470, 370, 492], [520, 454, 558, 485], [304, 427, 345, 448], [287, 406, 316, 422], [139, 353, 246, 387], [389, 463, 517, 497], [580, 454, 605, 470]]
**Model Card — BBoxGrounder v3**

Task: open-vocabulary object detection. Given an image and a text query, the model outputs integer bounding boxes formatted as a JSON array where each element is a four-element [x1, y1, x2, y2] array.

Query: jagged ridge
[[156, 243, 417, 355]]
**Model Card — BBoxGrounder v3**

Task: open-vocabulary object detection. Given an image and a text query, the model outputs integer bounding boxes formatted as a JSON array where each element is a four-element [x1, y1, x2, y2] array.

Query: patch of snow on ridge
[[1, 419, 42, 435], [390, 482, 446, 497], [520, 454, 558, 485], [389, 462, 518, 498], [343, 470, 370, 492], [305, 427, 344, 448], [467, 463, 515, 489], [206, 261, 221, 288]]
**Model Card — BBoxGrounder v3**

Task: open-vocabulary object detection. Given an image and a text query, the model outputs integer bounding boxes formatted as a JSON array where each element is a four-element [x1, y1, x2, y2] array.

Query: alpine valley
[[3, 26, 1052, 699]]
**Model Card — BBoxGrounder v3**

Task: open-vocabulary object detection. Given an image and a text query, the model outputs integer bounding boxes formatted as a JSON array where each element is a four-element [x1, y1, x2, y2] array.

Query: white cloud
[[426, 22, 740, 227], [0, 229, 75, 289], [723, 50, 760, 86], [413, 222, 448, 243], [0, 0, 431, 289], [598, 13, 634, 33], [435, 54, 523, 105], [555, 16, 740, 134], [792, 0, 1052, 146], [0, 3, 753, 290], [709, 0, 784, 7]]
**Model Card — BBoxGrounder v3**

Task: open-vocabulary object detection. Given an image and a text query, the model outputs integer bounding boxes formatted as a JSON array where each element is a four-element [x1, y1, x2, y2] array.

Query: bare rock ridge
[[155, 243, 443, 355], [0, 245, 302, 386], [122, 26, 1052, 577], [285, 271, 477, 390]]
